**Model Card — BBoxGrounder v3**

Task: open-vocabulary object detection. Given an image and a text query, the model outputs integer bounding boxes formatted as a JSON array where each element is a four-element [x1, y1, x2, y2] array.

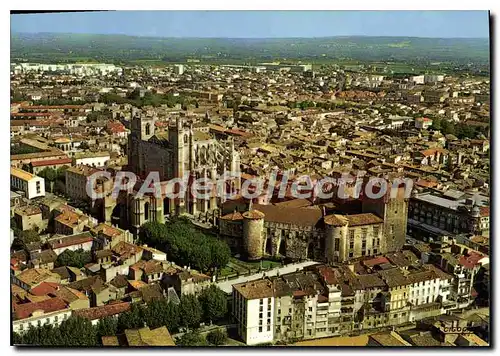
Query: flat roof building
[[10, 167, 45, 200]]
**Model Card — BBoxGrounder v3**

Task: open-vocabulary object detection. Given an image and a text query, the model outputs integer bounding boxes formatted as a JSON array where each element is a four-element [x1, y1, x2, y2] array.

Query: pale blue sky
[[11, 11, 490, 38]]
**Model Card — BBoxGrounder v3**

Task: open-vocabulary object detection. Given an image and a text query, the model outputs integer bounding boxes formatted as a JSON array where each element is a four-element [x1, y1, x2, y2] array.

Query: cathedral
[[98, 109, 241, 234]]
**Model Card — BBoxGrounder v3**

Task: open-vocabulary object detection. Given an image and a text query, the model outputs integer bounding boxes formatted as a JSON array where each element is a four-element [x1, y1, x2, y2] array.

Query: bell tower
[[130, 110, 155, 141], [128, 109, 156, 176]]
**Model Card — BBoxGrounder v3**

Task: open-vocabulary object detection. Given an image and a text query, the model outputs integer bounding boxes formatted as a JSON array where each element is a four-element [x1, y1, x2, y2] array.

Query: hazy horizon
[[11, 11, 490, 39], [11, 31, 490, 40]]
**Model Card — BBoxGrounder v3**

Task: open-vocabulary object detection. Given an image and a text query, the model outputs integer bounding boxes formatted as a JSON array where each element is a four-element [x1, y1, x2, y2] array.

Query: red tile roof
[[415, 179, 439, 188], [317, 265, 338, 285], [49, 232, 94, 250], [11, 112, 59, 117], [363, 256, 390, 268], [31, 158, 72, 167], [13, 297, 68, 320], [73, 302, 131, 321], [480, 207, 489, 217], [30, 282, 61, 296], [106, 122, 126, 133], [220, 211, 243, 221], [458, 251, 485, 269], [21, 105, 85, 110]]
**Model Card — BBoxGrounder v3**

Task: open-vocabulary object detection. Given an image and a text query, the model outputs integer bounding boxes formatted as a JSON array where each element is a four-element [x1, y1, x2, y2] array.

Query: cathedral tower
[[128, 109, 156, 176]]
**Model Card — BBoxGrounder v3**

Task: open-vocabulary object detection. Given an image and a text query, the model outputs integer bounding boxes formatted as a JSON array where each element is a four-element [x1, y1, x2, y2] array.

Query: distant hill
[[10, 32, 490, 64]]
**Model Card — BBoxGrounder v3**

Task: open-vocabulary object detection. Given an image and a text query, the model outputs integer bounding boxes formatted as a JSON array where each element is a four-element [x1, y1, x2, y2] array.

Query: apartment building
[[73, 151, 110, 168], [233, 279, 276, 345], [10, 167, 45, 199], [408, 190, 489, 237], [65, 165, 102, 202], [12, 297, 72, 334], [232, 252, 457, 345]]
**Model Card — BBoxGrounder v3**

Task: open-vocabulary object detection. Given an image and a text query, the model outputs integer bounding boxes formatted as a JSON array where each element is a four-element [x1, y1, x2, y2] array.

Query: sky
[[11, 11, 490, 38]]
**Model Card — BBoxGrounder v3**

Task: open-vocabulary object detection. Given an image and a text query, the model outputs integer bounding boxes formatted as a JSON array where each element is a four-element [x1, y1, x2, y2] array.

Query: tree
[[11, 238, 25, 251], [440, 120, 456, 135], [162, 300, 181, 332], [55, 248, 92, 268], [56, 165, 69, 182], [38, 167, 57, 192], [95, 317, 118, 344], [127, 88, 141, 100], [430, 117, 442, 131], [86, 111, 99, 123], [177, 330, 206, 346], [117, 304, 145, 332], [179, 294, 202, 329], [210, 240, 231, 272], [12, 332, 23, 345], [138, 221, 169, 247], [143, 299, 165, 329], [19, 229, 40, 243], [199, 285, 228, 324], [456, 123, 477, 139], [12, 229, 41, 250], [206, 329, 227, 346], [58, 316, 97, 346]]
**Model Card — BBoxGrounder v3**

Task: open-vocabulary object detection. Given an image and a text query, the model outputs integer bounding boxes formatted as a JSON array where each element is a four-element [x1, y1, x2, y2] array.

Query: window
[[278, 309, 281, 315], [349, 230, 355, 241], [361, 228, 368, 240], [349, 252, 354, 258], [309, 307, 312, 312], [19, 324, 24, 331], [259, 319, 263, 326], [260, 299, 264, 305], [259, 312, 263, 319], [259, 306, 263, 312], [289, 308, 292, 313], [46, 318, 50, 324], [277, 317, 281, 322], [37, 320, 41, 327], [373, 226, 379, 237], [267, 325, 271, 332], [268, 311, 271, 318], [259, 326, 262, 333]]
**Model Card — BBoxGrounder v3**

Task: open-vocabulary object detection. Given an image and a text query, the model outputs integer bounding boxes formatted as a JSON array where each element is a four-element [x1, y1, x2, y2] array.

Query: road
[[215, 260, 319, 294]]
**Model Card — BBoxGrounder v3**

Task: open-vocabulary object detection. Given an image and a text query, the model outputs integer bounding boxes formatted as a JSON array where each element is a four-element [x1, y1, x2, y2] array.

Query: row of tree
[[138, 218, 231, 273], [430, 117, 487, 139], [14, 285, 228, 346]]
